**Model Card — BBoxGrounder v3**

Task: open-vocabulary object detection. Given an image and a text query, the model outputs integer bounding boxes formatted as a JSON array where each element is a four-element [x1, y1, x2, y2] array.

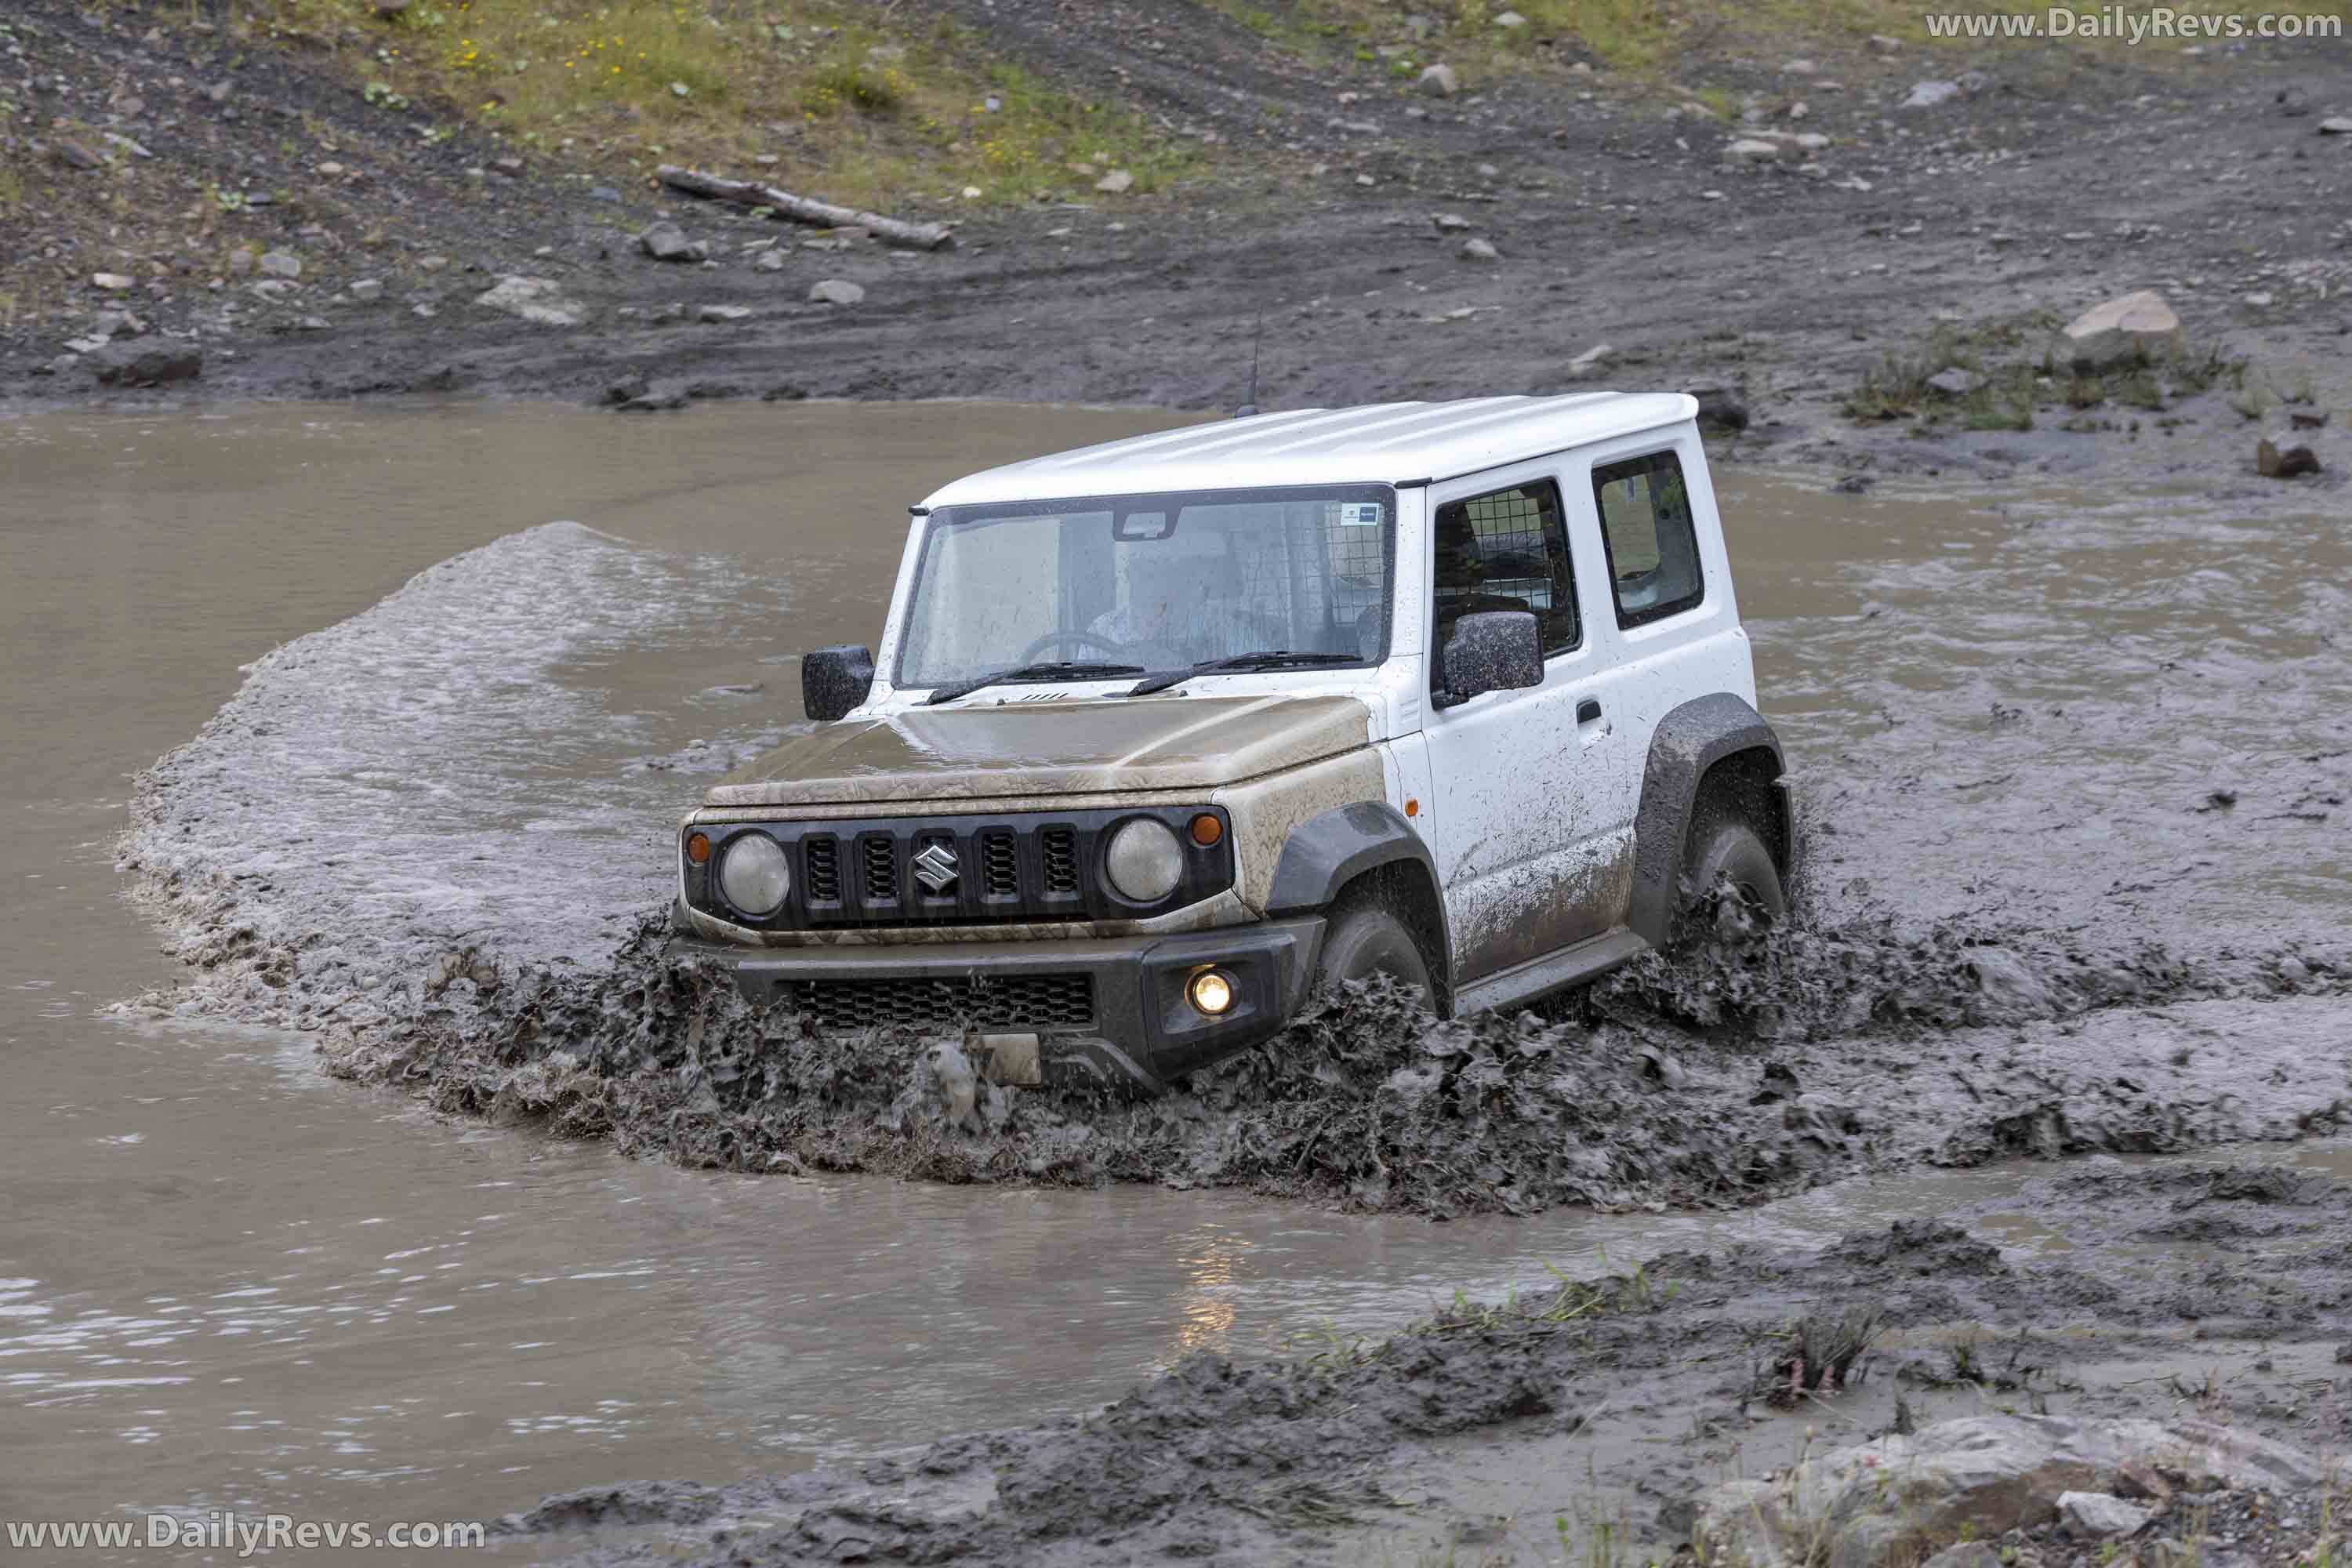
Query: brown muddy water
[[2, 401, 2347, 1562]]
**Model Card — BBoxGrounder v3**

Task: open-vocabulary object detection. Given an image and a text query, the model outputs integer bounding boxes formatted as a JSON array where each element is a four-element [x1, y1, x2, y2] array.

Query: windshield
[[894, 485, 1396, 691]]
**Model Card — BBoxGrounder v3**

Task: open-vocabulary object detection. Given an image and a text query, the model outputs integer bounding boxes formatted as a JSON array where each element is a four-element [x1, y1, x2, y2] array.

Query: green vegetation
[[214, 0, 1205, 209], [1842, 314, 2246, 434]]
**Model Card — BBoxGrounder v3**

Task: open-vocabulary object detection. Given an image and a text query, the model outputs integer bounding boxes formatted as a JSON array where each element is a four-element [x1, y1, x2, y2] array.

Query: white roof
[[918, 392, 1697, 508]]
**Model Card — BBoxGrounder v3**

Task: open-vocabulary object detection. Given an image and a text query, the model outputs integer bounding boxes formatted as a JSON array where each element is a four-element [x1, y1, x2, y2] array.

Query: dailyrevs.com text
[[1926, 6, 2342, 41], [6, 1512, 488, 1556]]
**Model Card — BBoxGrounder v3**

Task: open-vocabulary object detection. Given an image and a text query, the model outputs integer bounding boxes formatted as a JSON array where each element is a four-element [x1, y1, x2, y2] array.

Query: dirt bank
[[497, 1160, 2352, 1566], [9, 0, 2352, 490]]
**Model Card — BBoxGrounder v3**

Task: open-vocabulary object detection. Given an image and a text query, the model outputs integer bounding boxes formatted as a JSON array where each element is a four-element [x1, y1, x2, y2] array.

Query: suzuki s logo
[[913, 841, 959, 894]]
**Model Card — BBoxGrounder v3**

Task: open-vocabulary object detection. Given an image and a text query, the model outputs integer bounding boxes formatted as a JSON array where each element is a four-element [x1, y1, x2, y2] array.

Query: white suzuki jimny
[[673, 394, 1792, 1092]]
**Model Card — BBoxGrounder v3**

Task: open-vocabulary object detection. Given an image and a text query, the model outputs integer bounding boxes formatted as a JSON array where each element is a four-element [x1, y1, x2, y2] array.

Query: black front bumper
[[671, 920, 1327, 1092]]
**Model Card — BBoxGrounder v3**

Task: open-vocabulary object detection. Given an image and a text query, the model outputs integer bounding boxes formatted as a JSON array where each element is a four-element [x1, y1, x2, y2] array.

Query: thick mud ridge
[[505, 1163, 2352, 1566], [120, 515, 2352, 1221]]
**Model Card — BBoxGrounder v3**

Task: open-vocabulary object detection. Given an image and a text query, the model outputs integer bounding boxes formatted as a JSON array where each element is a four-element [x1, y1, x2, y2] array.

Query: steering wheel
[[1016, 628, 1134, 662]]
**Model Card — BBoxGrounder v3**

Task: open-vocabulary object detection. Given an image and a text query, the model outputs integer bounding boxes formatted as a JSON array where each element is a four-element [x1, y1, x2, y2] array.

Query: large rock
[[1692, 1415, 2321, 1568], [808, 278, 865, 306], [89, 342, 201, 387], [473, 276, 586, 327], [2056, 289, 2183, 372]]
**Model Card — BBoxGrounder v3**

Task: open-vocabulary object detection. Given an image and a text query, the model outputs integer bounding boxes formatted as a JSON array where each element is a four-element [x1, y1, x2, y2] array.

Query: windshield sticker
[[1337, 503, 1384, 528]]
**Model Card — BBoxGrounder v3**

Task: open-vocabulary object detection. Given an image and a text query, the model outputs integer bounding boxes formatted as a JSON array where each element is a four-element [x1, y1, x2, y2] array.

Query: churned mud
[[496, 1160, 2352, 1566]]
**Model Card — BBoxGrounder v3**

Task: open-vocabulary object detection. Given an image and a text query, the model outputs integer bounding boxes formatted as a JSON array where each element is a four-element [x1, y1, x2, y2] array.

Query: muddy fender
[[1628, 693, 1788, 948], [1265, 802, 1440, 920]]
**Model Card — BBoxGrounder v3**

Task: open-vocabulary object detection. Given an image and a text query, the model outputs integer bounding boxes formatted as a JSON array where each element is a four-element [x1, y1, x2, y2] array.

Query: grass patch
[[216, 0, 1207, 210], [1843, 316, 2245, 432]]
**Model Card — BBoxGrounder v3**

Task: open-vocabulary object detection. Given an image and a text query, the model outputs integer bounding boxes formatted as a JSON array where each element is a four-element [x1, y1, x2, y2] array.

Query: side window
[[1431, 479, 1580, 671], [1592, 450, 1704, 627]]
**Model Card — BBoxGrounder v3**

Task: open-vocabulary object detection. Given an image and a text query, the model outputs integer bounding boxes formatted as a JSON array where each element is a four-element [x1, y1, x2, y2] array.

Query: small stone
[[1901, 80, 1962, 111], [317, 161, 343, 176], [1867, 32, 1902, 53], [491, 155, 524, 176], [1783, 57, 1816, 74], [1459, 237, 1500, 262], [603, 375, 650, 405], [412, 303, 437, 319], [2059, 1492, 2153, 1539], [1568, 343, 1612, 376], [2244, 291, 2275, 307], [1700, 189, 1726, 200], [699, 303, 752, 323], [1926, 368, 1982, 397], [619, 379, 691, 412], [1492, 9, 1526, 27], [589, 186, 622, 202], [349, 278, 383, 303], [90, 310, 142, 339], [1432, 212, 1472, 232], [418, 254, 450, 271], [2256, 437, 2321, 478], [473, 275, 586, 327], [808, 278, 865, 305], [751, 249, 788, 272], [1725, 137, 1785, 162], [1417, 63, 1459, 98], [961, 185, 983, 199], [92, 273, 136, 292], [296, 315, 330, 332], [227, 249, 256, 277], [259, 250, 302, 279], [1094, 169, 1134, 194], [2318, 118, 2352, 135], [53, 138, 103, 170], [637, 222, 699, 262]]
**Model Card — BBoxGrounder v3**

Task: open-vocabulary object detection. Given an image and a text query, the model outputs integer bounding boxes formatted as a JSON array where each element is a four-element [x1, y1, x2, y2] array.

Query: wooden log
[[653, 165, 955, 251]]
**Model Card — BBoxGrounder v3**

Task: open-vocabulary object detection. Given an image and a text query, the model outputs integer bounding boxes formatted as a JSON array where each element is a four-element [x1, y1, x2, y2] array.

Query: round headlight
[[1105, 818, 1185, 903], [717, 833, 791, 916]]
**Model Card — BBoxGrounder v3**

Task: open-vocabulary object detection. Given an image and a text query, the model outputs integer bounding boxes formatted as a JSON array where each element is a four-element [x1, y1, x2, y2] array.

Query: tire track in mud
[[118, 524, 2352, 1220]]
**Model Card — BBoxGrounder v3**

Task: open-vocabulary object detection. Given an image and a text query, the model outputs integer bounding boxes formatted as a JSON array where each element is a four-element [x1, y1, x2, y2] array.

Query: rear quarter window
[[1592, 451, 1704, 628]]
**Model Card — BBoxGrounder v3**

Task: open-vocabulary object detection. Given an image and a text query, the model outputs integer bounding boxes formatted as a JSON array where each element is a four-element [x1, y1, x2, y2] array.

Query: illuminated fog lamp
[[1187, 969, 1236, 1018]]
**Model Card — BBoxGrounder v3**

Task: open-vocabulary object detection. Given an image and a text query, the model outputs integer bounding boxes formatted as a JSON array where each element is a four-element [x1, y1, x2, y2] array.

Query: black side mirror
[[801, 644, 875, 722], [1432, 611, 1542, 710]]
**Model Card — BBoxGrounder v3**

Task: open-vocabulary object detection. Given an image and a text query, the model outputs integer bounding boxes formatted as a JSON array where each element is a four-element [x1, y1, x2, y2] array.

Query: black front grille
[[778, 974, 1095, 1033], [688, 808, 1232, 930], [861, 836, 897, 901], [1041, 827, 1079, 893], [981, 830, 1018, 896], [804, 837, 840, 902]]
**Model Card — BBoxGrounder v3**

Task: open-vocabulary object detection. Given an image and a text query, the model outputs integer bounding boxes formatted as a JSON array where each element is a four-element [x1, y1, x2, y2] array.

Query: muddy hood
[[704, 694, 1373, 808]]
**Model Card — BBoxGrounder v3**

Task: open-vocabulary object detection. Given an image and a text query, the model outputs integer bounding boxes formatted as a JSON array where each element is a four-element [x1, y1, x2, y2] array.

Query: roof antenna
[[1233, 308, 1264, 419]]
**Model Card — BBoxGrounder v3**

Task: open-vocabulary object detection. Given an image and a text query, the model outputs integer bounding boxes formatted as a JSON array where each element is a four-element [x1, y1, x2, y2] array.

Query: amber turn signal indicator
[[685, 832, 711, 865], [1188, 812, 1222, 848]]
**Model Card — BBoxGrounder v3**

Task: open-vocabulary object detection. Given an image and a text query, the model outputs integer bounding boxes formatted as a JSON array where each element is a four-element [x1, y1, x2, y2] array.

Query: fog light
[[1188, 969, 1236, 1017]]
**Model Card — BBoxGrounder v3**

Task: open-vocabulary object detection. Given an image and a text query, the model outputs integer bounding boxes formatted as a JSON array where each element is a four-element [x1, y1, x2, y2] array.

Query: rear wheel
[[1314, 898, 1435, 1005], [1677, 807, 1787, 945]]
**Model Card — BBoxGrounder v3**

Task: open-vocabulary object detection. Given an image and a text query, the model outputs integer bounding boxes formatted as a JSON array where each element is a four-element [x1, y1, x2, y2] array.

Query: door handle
[[1576, 699, 1602, 724]]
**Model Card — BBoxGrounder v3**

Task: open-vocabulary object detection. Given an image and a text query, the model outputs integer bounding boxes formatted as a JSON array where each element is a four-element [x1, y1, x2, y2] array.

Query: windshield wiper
[[922, 660, 1145, 706], [1127, 651, 1359, 697]]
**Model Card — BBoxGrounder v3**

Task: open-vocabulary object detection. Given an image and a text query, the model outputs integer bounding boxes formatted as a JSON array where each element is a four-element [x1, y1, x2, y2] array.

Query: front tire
[[1314, 898, 1436, 1004], [1678, 811, 1787, 944]]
